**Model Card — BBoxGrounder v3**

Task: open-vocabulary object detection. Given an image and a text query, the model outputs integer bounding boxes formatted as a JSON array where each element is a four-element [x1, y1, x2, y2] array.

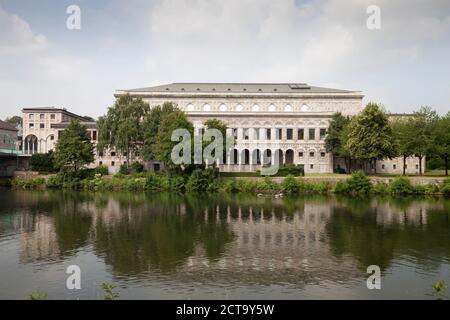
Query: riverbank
[[9, 170, 450, 196]]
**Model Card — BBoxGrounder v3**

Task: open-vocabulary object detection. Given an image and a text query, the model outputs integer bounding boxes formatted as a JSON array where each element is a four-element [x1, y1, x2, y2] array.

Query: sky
[[0, 0, 449, 119]]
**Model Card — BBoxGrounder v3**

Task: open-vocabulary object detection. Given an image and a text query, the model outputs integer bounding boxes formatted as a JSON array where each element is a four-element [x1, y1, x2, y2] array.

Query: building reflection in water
[[1, 190, 449, 286]]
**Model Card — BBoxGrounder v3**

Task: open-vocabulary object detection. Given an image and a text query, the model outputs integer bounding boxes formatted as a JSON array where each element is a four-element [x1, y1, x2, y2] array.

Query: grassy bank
[[10, 170, 450, 196]]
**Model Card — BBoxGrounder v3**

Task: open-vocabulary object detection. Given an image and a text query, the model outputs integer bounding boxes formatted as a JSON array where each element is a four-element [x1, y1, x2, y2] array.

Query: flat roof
[[118, 83, 362, 95]]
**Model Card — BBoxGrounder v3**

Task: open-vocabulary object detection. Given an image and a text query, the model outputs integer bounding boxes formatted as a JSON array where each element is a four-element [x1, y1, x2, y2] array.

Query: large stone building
[[116, 83, 421, 174], [19, 83, 422, 175]]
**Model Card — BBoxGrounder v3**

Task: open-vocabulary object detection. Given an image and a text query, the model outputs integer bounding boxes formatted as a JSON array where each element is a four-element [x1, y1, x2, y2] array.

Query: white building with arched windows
[[115, 83, 366, 173]]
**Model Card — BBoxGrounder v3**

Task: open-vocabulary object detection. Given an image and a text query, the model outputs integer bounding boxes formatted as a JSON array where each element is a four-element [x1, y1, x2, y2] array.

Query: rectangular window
[[29, 114, 34, 119], [99, 151, 104, 157], [92, 131, 97, 141], [58, 131, 63, 139], [287, 128, 293, 140], [99, 161, 103, 166], [111, 161, 115, 166], [40, 124, 45, 129], [299, 152, 304, 158], [243, 128, 249, 140], [232, 128, 238, 139], [50, 114, 55, 120], [382, 164, 385, 170], [416, 164, 419, 169], [266, 128, 271, 140], [320, 129, 327, 140], [50, 135, 54, 140], [29, 123, 34, 128], [310, 151, 315, 158], [310, 164, 314, 170], [276, 128, 282, 140], [321, 152, 326, 158], [309, 128, 316, 141], [298, 129, 304, 140], [40, 114, 45, 120], [393, 164, 397, 170], [111, 152, 116, 157]]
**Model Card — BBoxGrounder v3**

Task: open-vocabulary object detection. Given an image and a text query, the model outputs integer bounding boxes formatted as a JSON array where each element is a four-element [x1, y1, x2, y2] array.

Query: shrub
[[94, 165, 109, 176], [389, 176, 416, 195], [185, 169, 218, 192], [441, 179, 450, 196], [12, 177, 46, 190], [119, 164, 130, 175], [168, 175, 185, 192], [46, 174, 64, 189], [282, 175, 300, 194], [131, 162, 144, 173], [277, 164, 305, 177], [29, 152, 56, 173], [258, 177, 280, 193], [334, 171, 372, 195], [373, 182, 389, 194]]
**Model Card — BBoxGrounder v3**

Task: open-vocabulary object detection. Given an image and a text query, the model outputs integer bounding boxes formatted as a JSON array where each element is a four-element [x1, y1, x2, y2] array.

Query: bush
[[373, 182, 388, 194], [389, 176, 416, 195], [12, 177, 46, 190], [94, 165, 109, 176], [119, 164, 130, 175], [275, 164, 305, 177], [441, 179, 450, 196], [334, 171, 372, 195], [185, 169, 218, 192], [282, 175, 299, 194], [29, 152, 56, 173], [131, 162, 144, 173], [334, 167, 347, 174]]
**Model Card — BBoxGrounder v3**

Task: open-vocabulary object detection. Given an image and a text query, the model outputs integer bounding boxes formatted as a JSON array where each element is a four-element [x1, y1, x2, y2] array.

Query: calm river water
[[0, 188, 449, 300]]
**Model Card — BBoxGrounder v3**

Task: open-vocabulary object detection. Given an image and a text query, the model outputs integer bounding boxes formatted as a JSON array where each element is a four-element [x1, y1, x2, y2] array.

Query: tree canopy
[[54, 120, 94, 173], [345, 103, 396, 171], [97, 94, 150, 166]]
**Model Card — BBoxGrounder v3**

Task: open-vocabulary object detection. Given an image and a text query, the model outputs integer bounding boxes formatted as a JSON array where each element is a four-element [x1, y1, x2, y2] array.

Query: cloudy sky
[[0, 0, 449, 119]]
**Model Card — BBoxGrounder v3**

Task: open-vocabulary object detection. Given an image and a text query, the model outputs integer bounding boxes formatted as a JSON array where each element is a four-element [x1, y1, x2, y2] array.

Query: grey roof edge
[[115, 82, 362, 95], [22, 107, 92, 122]]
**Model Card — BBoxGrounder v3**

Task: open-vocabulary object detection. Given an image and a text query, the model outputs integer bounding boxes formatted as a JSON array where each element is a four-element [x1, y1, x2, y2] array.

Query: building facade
[[0, 120, 19, 154], [21, 107, 125, 172], [19, 83, 422, 175], [116, 83, 421, 174]]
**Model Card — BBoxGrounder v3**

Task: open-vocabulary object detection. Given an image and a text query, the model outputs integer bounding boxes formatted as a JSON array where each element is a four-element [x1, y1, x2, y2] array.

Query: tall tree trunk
[[445, 155, 448, 177], [373, 159, 377, 174], [403, 155, 407, 176], [419, 155, 423, 176]]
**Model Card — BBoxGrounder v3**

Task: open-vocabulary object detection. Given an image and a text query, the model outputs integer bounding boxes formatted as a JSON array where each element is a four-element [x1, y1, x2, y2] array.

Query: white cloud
[[0, 7, 47, 54]]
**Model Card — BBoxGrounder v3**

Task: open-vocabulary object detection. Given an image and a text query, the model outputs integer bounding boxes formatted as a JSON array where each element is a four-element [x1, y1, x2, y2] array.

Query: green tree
[[392, 118, 415, 176], [408, 107, 439, 175], [54, 120, 95, 173], [325, 113, 350, 172], [204, 119, 234, 166], [97, 94, 150, 166], [433, 112, 450, 176], [346, 103, 396, 173], [142, 102, 178, 161], [5, 115, 22, 126], [154, 111, 194, 171]]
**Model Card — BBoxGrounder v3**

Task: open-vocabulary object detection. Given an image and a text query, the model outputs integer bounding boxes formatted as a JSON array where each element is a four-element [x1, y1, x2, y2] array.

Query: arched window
[[186, 104, 194, 112], [268, 104, 276, 112], [203, 104, 211, 112], [219, 104, 227, 112], [252, 104, 260, 112], [301, 104, 309, 112], [285, 104, 293, 112], [236, 104, 244, 112]]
